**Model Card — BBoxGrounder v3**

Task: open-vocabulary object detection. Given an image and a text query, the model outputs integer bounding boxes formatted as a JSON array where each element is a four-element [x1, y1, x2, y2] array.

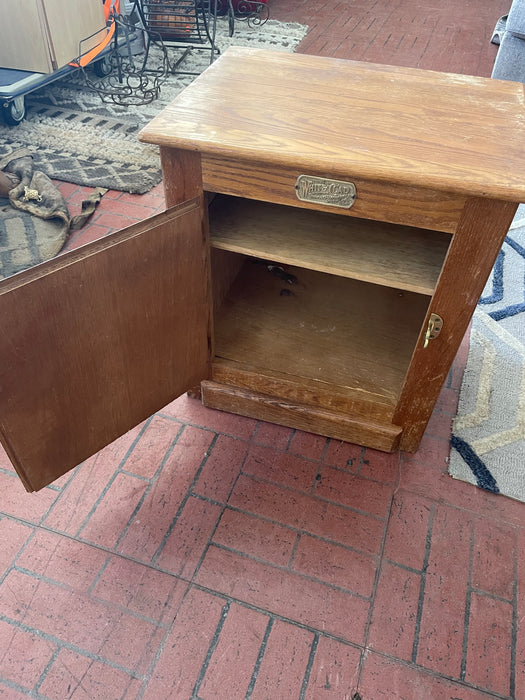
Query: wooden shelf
[[209, 196, 451, 296], [213, 259, 430, 404]]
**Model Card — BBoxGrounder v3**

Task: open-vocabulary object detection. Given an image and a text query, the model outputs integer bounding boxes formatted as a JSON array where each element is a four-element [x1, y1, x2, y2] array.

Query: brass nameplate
[[295, 175, 357, 208]]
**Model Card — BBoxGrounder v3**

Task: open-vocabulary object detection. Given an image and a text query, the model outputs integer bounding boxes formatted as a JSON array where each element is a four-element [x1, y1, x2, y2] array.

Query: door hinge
[[423, 313, 443, 348]]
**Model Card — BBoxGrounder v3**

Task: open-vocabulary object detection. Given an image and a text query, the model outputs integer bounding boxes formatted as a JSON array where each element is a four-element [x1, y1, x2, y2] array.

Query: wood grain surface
[[211, 359, 396, 422], [140, 47, 525, 202], [202, 157, 466, 233], [213, 260, 429, 404], [202, 381, 402, 452], [394, 196, 518, 450], [0, 202, 210, 491], [210, 195, 451, 295]]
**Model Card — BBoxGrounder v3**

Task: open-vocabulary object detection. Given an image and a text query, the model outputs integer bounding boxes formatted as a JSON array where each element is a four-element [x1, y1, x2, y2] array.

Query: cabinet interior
[[208, 194, 451, 407]]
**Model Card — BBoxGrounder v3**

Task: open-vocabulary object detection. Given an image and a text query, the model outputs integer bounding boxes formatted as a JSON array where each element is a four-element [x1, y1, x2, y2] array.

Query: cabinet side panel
[[394, 197, 518, 451], [0, 204, 210, 491]]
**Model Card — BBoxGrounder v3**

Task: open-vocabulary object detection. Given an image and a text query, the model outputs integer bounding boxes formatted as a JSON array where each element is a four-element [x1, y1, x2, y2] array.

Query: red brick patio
[[1, 0, 523, 698]]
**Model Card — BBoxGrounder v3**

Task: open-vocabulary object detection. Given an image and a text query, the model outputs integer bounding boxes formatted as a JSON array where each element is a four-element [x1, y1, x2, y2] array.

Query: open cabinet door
[[0, 199, 211, 492]]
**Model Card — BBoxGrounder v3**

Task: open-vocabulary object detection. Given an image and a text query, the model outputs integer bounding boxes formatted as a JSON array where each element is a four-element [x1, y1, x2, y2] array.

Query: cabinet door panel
[[0, 200, 210, 492]]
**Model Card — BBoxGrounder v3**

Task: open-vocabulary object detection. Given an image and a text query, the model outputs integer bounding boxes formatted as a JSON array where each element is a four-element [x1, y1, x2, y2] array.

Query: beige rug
[[449, 205, 525, 502]]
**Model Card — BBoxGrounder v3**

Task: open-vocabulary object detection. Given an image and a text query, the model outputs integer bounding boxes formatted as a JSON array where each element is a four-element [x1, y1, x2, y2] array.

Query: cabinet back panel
[[213, 259, 430, 404]]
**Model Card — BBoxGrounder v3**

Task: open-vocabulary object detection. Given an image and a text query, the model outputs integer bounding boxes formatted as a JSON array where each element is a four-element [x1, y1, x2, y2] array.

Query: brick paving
[[1, 0, 522, 698]]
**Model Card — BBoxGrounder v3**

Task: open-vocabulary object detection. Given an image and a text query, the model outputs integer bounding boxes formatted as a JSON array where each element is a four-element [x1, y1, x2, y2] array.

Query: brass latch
[[423, 313, 443, 348]]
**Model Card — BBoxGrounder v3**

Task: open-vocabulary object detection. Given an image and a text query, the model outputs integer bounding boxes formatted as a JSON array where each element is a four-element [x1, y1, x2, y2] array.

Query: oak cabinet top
[[139, 47, 525, 201]]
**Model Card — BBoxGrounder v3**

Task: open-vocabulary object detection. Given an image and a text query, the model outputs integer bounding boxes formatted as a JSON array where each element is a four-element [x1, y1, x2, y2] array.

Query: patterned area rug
[[0, 20, 308, 194], [0, 200, 68, 278], [0, 148, 106, 279], [449, 205, 525, 502]]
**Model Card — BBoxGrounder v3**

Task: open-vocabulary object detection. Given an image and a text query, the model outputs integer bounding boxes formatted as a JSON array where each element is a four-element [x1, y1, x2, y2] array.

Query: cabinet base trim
[[201, 381, 402, 452]]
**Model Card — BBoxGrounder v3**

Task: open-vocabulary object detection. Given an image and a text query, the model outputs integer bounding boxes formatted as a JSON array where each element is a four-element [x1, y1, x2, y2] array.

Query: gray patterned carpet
[[449, 205, 525, 502], [0, 200, 68, 278], [0, 20, 308, 193]]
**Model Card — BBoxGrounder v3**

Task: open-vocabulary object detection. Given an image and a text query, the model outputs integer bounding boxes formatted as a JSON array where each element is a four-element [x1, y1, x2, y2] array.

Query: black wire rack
[[137, 0, 220, 67], [214, 0, 269, 27], [75, 0, 268, 107], [139, 0, 213, 42]]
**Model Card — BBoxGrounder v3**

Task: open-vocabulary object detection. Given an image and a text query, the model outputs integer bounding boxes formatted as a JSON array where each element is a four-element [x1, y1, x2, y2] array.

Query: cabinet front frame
[[190, 150, 518, 452]]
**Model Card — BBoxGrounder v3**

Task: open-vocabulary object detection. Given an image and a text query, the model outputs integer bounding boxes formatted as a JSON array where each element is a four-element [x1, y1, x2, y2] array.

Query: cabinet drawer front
[[202, 156, 465, 233]]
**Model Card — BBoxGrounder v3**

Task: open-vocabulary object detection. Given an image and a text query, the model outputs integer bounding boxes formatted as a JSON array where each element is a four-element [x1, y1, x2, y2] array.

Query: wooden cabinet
[[1, 48, 525, 492], [0, 0, 106, 73]]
